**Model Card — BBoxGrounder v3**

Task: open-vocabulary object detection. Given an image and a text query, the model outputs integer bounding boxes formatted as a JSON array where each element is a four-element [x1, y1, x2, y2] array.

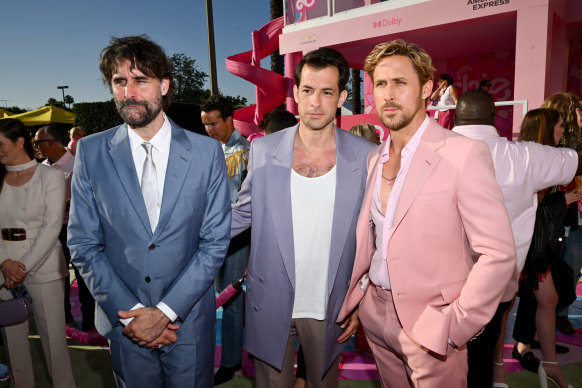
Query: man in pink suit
[[337, 40, 516, 387]]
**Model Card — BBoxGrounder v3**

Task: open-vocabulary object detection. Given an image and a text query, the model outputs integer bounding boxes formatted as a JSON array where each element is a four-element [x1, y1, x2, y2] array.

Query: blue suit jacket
[[231, 124, 374, 374], [68, 119, 231, 349]]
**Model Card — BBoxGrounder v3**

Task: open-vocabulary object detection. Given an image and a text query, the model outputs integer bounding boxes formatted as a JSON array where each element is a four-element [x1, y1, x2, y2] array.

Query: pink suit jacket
[[338, 120, 516, 356]]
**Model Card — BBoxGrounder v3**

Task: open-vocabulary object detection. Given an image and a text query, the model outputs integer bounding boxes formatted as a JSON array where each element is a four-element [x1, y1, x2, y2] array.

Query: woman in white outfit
[[0, 118, 76, 388], [430, 74, 458, 129]]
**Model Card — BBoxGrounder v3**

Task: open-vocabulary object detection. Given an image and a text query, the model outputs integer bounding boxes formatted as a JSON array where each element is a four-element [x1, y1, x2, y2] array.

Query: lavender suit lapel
[[266, 126, 297, 289], [327, 128, 363, 294], [108, 125, 153, 236], [390, 124, 443, 239]]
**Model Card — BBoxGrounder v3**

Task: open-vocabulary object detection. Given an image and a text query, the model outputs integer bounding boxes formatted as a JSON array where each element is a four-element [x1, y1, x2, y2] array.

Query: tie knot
[[142, 142, 153, 155]]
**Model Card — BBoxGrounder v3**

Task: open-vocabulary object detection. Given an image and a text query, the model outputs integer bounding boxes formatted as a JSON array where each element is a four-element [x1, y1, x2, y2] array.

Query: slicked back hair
[[294, 47, 350, 91], [364, 39, 435, 87]]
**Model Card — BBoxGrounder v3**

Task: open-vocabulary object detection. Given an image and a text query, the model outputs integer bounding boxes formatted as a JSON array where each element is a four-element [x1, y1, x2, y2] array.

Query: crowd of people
[[0, 33, 581, 388]]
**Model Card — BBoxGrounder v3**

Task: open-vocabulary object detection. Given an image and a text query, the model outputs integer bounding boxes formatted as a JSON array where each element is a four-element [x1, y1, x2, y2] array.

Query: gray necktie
[[141, 142, 157, 232]]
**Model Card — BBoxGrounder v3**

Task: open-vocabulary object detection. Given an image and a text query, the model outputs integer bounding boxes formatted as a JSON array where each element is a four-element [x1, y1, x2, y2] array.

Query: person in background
[[452, 91, 581, 388], [0, 118, 76, 388], [430, 73, 458, 129], [512, 108, 578, 388], [349, 123, 381, 144], [67, 127, 85, 155], [541, 92, 582, 336], [68, 35, 231, 387], [264, 108, 298, 135], [478, 79, 492, 93], [35, 124, 96, 332], [200, 95, 250, 386]]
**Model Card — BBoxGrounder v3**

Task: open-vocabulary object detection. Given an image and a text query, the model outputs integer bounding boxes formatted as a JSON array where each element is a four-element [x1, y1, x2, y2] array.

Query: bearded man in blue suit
[[68, 35, 231, 388]]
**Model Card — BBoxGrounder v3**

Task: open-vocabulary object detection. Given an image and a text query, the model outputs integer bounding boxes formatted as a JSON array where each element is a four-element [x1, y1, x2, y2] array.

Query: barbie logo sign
[[296, 0, 317, 12]]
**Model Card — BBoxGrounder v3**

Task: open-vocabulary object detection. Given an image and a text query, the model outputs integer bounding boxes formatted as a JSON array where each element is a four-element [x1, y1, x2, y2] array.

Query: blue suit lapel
[[267, 126, 297, 289], [155, 121, 191, 238], [328, 127, 361, 295], [108, 125, 153, 236]]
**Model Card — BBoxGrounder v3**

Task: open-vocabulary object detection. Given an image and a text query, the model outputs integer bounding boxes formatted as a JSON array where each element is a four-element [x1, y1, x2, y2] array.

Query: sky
[[0, 0, 271, 111]]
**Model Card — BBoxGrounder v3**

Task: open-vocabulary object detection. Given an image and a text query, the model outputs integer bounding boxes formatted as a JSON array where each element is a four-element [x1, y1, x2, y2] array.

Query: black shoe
[[556, 316, 576, 335], [512, 344, 540, 373], [531, 340, 569, 354], [214, 363, 242, 386]]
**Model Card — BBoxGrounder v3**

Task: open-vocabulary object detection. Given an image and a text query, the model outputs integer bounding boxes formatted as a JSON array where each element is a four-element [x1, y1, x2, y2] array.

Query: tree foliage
[[46, 98, 64, 108], [169, 53, 209, 103], [64, 95, 74, 108], [3, 106, 27, 114], [270, 0, 284, 76]]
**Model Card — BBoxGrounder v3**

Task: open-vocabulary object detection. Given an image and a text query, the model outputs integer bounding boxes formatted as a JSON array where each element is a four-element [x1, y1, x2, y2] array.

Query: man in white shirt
[[452, 90, 582, 387], [68, 35, 231, 387], [35, 125, 95, 332], [231, 47, 373, 387]]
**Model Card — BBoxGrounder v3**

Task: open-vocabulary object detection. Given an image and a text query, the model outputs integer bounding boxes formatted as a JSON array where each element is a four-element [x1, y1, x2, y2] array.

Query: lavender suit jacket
[[231, 124, 374, 374]]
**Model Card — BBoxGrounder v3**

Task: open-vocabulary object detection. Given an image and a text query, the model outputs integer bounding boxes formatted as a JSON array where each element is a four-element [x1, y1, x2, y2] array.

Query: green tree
[[351, 69, 362, 114], [225, 95, 248, 107], [64, 95, 74, 108], [169, 53, 208, 103], [45, 98, 65, 109], [270, 0, 284, 76], [4, 106, 26, 114]]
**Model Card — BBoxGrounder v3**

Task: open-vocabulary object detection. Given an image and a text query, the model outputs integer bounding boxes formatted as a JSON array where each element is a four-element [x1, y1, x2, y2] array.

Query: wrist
[[0, 259, 11, 272]]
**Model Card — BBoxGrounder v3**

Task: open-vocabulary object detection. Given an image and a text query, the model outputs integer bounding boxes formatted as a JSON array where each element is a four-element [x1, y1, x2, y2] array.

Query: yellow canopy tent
[[8, 106, 75, 126], [0, 109, 14, 118]]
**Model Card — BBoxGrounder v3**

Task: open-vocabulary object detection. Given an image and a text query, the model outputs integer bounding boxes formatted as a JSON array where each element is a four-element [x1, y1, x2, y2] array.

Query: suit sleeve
[[21, 169, 65, 275], [68, 140, 141, 324], [231, 141, 255, 238], [160, 141, 231, 319], [446, 140, 516, 347]]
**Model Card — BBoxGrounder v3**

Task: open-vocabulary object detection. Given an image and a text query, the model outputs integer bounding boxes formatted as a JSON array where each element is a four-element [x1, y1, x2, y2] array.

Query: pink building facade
[[277, 0, 582, 140]]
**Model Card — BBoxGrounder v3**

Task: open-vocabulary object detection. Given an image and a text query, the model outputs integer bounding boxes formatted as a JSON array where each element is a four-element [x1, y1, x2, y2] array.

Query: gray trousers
[[254, 318, 340, 388]]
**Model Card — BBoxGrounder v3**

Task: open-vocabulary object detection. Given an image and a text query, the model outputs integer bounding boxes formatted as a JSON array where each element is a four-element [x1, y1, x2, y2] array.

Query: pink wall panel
[[363, 51, 516, 139]]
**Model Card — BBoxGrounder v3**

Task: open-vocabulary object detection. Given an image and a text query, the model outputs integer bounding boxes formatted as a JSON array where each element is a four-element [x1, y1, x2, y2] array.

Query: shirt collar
[[224, 129, 241, 147], [53, 149, 74, 167], [379, 115, 430, 163], [127, 113, 171, 154], [452, 124, 499, 140]]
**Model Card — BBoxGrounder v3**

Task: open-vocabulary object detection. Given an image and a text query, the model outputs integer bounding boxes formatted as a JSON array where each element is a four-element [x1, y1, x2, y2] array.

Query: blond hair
[[69, 126, 84, 139], [364, 40, 435, 86], [349, 123, 380, 144]]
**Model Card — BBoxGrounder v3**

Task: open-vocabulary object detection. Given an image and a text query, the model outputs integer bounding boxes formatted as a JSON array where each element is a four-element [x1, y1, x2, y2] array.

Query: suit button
[[259, 276, 264, 283], [145, 276, 151, 283], [148, 244, 156, 250], [253, 306, 259, 311]]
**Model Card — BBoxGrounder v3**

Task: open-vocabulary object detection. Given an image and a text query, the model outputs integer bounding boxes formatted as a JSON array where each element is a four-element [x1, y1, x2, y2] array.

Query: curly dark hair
[[200, 95, 235, 119], [99, 35, 174, 110], [541, 92, 581, 149]]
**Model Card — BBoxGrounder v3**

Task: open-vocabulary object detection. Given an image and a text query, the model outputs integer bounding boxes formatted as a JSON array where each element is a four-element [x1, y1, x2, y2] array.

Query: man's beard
[[378, 98, 423, 131], [115, 95, 163, 128]]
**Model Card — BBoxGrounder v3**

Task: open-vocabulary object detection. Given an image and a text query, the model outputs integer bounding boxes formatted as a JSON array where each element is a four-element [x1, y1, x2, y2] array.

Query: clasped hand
[[118, 307, 180, 349], [1, 259, 27, 289]]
